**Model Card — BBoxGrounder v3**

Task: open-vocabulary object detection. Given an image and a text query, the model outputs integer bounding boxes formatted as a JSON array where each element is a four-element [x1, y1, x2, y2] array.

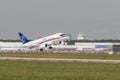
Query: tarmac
[[0, 57, 120, 63]]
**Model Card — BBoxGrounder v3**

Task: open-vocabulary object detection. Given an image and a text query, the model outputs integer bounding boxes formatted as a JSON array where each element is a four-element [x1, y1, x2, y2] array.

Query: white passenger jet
[[18, 32, 69, 51]]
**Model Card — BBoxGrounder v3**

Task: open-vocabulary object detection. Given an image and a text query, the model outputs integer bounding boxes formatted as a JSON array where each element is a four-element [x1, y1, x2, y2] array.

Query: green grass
[[0, 60, 119, 80], [0, 52, 120, 60]]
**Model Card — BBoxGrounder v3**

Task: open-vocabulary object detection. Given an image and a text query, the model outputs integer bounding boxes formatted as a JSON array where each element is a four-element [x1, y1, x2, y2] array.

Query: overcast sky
[[0, 0, 120, 40]]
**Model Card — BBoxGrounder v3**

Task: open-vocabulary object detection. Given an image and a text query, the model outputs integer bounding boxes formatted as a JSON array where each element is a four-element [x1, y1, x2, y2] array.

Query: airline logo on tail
[[18, 33, 29, 44]]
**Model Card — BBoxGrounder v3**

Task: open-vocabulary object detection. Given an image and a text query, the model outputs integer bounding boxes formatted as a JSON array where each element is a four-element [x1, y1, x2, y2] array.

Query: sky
[[0, 0, 120, 40]]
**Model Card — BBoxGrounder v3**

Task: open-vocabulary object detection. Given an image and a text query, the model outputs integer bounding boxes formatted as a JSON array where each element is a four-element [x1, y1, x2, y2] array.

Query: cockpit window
[[60, 34, 65, 37]]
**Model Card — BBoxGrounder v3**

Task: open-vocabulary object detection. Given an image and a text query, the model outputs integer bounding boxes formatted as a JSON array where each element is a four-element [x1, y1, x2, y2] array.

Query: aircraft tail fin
[[18, 32, 29, 44]]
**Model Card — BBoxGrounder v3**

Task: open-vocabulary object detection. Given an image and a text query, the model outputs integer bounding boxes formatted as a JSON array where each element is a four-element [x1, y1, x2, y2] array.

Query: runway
[[0, 57, 120, 63]]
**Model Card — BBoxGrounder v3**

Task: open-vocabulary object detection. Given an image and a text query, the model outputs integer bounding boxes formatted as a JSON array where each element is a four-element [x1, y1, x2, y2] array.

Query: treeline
[[0, 39, 20, 42], [0, 39, 32, 42]]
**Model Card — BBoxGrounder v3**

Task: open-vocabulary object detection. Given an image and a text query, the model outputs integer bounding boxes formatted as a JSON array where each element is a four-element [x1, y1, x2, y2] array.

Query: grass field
[[0, 52, 120, 60], [0, 60, 119, 80], [0, 52, 120, 80]]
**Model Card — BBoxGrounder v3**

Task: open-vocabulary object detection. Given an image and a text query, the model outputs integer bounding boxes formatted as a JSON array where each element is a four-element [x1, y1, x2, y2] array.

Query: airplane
[[18, 32, 69, 51]]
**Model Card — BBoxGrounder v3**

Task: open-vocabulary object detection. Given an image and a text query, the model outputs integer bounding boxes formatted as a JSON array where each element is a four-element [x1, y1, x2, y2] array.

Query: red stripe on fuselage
[[37, 36, 66, 45]]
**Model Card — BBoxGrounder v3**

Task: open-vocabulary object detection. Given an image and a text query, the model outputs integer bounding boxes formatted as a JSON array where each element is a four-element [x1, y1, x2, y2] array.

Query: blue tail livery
[[18, 32, 29, 44]]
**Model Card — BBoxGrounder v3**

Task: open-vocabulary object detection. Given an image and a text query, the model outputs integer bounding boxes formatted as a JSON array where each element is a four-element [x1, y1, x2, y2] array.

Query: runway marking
[[0, 57, 120, 63]]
